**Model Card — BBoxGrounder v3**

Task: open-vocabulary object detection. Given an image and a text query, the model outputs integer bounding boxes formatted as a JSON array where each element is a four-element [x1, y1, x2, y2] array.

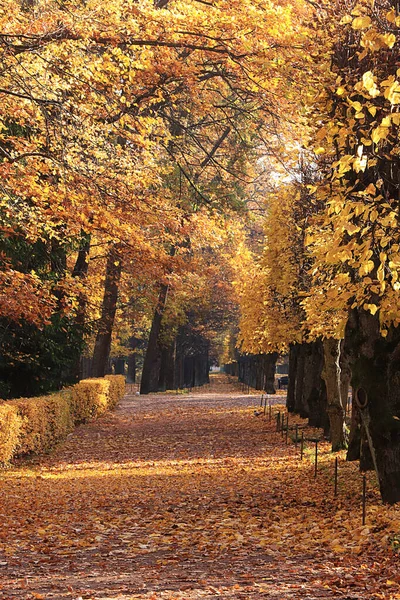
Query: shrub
[[0, 404, 22, 464], [9, 391, 74, 456], [0, 374, 125, 462], [105, 375, 126, 409], [70, 378, 110, 424]]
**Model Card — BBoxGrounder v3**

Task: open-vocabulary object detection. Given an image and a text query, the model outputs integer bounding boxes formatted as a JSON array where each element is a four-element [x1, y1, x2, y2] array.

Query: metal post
[[269, 402, 272, 422], [276, 412, 280, 432], [314, 440, 318, 478], [260, 393, 264, 407], [334, 457, 338, 497], [300, 431, 304, 460], [362, 475, 367, 525], [295, 424, 298, 450]]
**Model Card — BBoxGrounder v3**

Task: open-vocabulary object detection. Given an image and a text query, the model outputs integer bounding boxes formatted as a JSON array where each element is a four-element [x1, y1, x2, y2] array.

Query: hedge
[[0, 375, 125, 464]]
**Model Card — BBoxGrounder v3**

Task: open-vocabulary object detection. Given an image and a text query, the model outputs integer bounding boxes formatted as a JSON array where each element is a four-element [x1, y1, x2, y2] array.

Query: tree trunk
[[174, 332, 185, 389], [346, 308, 400, 504], [263, 352, 278, 394], [322, 338, 348, 451], [184, 356, 195, 388], [158, 340, 176, 391], [71, 231, 91, 381], [347, 389, 361, 461], [140, 283, 169, 394], [287, 344, 298, 412], [294, 344, 307, 417], [91, 245, 122, 378], [305, 341, 329, 433], [127, 354, 136, 384]]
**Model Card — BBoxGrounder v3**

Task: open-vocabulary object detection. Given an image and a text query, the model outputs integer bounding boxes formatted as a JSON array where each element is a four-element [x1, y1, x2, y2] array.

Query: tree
[[302, 0, 400, 502]]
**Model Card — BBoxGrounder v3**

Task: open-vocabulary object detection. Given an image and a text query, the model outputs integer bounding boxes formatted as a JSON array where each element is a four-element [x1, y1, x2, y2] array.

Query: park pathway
[[0, 375, 397, 599]]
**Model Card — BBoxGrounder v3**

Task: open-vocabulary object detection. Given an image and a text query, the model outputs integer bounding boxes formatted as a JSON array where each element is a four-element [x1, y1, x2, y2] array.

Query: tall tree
[[303, 0, 400, 502]]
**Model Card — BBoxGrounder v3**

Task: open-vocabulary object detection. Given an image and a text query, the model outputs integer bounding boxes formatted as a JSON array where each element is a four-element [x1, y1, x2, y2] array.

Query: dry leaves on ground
[[0, 374, 399, 599]]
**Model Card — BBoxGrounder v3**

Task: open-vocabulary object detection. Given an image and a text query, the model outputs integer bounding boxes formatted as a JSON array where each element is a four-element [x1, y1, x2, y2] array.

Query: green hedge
[[0, 375, 125, 464]]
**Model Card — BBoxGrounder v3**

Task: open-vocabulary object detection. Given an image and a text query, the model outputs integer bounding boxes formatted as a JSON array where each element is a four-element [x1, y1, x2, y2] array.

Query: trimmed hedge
[[0, 404, 23, 463], [0, 375, 125, 464]]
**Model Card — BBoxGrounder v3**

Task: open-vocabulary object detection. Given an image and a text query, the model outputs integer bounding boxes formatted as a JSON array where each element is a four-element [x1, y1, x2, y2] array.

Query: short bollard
[[300, 431, 304, 460], [295, 424, 298, 450], [276, 412, 281, 432], [314, 440, 318, 478], [362, 475, 367, 525], [334, 457, 338, 497], [260, 393, 264, 407], [285, 421, 288, 444], [269, 403, 272, 422]]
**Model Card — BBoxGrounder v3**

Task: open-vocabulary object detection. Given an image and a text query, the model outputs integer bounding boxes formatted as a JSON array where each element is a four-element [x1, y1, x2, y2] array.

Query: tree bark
[[294, 344, 307, 417], [347, 388, 361, 461], [287, 344, 298, 413], [91, 244, 122, 378], [127, 354, 136, 384], [346, 308, 400, 504], [306, 341, 329, 432], [140, 283, 169, 394], [71, 231, 90, 381], [158, 340, 176, 391], [263, 352, 278, 394], [322, 338, 348, 451]]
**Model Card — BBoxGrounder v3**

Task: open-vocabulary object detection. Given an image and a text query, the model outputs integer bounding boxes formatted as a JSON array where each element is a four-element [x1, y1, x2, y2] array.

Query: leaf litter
[[0, 374, 399, 599]]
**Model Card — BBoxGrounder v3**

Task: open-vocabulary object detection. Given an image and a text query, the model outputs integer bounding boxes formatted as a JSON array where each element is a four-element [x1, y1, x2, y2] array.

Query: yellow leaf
[[386, 9, 396, 23], [386, 81, 400, 104], [362, 71, 380, 97], [368, 304, 378, 315], [352, 16, 372, 29], [359, 260, 375, 276], [370, 209, 378, 222], [362, 71, 374, 90], [382, 33, 396, 48], [365, 183, 376, 195]]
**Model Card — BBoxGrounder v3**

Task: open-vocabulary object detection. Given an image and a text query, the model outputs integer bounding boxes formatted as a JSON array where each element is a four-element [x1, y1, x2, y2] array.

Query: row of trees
[[0, 0, 312, 395], [4, 0, 400, 504], [236, 0, 400, 504]]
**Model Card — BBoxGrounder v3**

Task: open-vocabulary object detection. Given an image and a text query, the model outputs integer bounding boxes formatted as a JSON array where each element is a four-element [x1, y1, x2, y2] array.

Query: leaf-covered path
[[0, 375, 399, 599]]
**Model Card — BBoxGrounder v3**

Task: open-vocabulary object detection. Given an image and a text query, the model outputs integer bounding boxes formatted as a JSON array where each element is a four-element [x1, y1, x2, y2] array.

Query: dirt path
[[0, 375, 398, 599]]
